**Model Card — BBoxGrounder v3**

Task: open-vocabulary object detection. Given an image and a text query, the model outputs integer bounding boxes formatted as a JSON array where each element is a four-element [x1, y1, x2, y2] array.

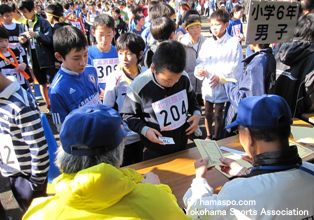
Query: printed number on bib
[[152, 90, 188, 131], [93, 58, 119, 84], [2, 69, 25, 85], [0, 133, 21, 172]]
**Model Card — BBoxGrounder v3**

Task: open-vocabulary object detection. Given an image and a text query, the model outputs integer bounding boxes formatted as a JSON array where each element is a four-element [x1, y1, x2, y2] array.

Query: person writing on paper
[[23, 105, 189, 220], [184, 95, 314, 219]]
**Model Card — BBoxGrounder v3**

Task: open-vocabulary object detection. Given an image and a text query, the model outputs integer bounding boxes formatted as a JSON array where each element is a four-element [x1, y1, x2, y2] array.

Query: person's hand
[[219, 158, 244, 176], [186, 114, 201, 135], [199, 69, 207, 77], [195, 157, 210, 178], [19, 36, 27, 44], [141, 172, 161, 184], [100, 88, 105, 100], [23, 31, 37, 38], [146, 128, 165, 145], [16, 63, 26, 72], [209, 75, 220, 89]]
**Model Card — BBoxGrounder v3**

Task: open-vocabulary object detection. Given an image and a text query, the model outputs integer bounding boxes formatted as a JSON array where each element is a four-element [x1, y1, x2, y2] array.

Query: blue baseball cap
[[226, 95, 292, 129], [60, 104, 127, 156]]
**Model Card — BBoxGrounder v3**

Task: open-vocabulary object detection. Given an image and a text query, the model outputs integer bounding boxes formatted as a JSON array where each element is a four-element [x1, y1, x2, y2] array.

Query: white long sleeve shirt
[[183, 162, 314, 220], [103, 66, 146, 145], [195, 32, 243, 103]]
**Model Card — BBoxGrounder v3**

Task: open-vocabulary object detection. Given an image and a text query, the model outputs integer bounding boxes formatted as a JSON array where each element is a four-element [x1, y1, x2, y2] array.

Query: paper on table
[[291, 126, 314, 144], [215, 153, 252, 178], [289, 140, 314, 158], [220, 146, 248, 156], [194, 139, 224, 167]]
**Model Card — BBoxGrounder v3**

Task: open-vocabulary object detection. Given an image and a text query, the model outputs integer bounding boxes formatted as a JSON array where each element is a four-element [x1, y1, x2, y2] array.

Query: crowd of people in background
[[0, 0, 313, 218]]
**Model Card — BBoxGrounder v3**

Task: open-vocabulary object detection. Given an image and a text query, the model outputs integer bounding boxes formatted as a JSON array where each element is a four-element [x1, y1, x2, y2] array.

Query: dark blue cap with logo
[[226, 95, 292, 129], [60, 104, 127, 156]]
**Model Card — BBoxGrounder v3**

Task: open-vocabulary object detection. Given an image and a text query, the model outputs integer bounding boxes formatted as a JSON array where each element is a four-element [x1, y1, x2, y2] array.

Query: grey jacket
[[179, 33, 207, 95]]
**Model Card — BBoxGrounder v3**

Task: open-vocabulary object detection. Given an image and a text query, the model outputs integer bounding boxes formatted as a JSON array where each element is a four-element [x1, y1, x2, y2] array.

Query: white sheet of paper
[[289, 140, 314, 159], [291, 126, 314, 144], [194, 139, 224, 167], [158, 137, 175, 145], [220, 146, 248, 156]]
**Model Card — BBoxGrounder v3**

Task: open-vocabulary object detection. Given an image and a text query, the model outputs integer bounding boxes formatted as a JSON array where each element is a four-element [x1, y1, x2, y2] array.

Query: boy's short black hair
[[230, 4, 244, 18], [161, 3, 175, 18], [149, 2, 175, 21], [153, 40, 186, 74], [134, 13, 144, 25], [0, 4, 13, 16], [182, 10, 200, 24], [53, 25, 87, 59], [0, 26, 10, 39], [294, 13, 314, 42], [18, 0, 35, 12], [80, 3, 86, 9], [132, 5, 143, 15], [210, 9, 230, 24], [11, 3, 18, 12], [150, 17, 176, 43], [45, 3, 63, 18], [93, 14, 115, 31], [148, 3, 162, 20], [64, 3, 70, 10], [116, 33, 146, 64], [113, 7, 120, 14]]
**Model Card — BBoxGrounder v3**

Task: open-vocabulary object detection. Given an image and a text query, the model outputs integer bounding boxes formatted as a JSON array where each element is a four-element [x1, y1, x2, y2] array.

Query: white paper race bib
[[93, 58, 119, 84], [8, 43, 26, 56], [0, 133, 21, 173], [71, 21, 81, 30], [152, 90, 188, 131], [2, 68, 25, 85], [233, 24, 241, 37], [158, 137, 175, 145]]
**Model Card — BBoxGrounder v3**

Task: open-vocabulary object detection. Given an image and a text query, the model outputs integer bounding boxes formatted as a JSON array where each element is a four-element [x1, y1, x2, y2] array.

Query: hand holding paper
[[194, 139, 224, 167]]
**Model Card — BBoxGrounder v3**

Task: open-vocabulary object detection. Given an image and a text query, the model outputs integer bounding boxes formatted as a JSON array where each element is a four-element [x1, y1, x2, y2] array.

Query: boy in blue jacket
[[49, 25, 101, 132], [223, 44, 276, 136], [18, 0, 55, 109]]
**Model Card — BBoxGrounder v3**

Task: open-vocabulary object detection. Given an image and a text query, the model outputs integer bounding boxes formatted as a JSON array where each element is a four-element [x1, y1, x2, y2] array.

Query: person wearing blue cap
[[184, 95, 314, 219], [23, 104, 189, 220]]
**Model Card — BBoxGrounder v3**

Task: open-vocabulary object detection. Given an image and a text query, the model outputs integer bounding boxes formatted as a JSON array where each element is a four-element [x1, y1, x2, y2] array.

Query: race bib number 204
[[152, 90, 188, 131], [93, 58, 119, 84]]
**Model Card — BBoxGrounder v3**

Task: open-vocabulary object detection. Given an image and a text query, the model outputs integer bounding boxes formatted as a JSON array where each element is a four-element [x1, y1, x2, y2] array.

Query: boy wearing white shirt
[[103, 33, 146, 166], [195, 9, 243, 140]]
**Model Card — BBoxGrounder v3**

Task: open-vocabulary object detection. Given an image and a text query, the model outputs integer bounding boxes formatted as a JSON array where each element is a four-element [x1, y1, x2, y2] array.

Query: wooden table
[[128, 127, 314, 208], [301, 112, 314, 125], [293, 118, 314, 127], [128, 136, 242, 208]]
